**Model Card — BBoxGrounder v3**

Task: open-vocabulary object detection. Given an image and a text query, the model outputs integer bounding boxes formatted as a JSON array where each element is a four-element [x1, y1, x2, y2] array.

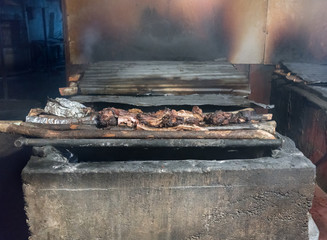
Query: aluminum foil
[[26, 115, 97, 125], [44, 98, 93, 118]]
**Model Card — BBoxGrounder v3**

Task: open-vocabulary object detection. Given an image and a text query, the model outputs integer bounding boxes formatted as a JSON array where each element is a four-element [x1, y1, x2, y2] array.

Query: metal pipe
[[14, 137, 282, 149]]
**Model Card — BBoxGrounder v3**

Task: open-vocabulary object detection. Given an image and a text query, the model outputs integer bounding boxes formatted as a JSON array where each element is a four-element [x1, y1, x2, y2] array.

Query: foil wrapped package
[[44, 98, 93, 118]]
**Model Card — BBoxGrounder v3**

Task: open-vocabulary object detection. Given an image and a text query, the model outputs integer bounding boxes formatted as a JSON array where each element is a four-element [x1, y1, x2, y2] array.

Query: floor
[[0, 69, 65, 103], [311, 186, 327, 240], [0, 69, 65, 240], [0, 70, 327, 239]]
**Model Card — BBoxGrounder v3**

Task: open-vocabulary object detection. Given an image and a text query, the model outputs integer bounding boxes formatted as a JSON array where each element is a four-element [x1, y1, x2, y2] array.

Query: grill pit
[[19, 0, 321, 238], [22, 135, 315, 240]]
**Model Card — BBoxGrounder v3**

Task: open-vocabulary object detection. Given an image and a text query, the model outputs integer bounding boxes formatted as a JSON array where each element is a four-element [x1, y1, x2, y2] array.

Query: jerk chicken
[[98, 106, 270, 129]]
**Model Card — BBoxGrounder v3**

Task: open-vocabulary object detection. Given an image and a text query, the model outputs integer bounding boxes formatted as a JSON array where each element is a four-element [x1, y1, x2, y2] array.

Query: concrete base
[[22, 136, 315, 240]]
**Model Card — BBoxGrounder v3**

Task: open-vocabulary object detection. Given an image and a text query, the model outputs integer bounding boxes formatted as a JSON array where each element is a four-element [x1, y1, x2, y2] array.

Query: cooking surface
[[283, 62, 327, 101], [283, 62, 327, 84], [78, 61, 249, 96]]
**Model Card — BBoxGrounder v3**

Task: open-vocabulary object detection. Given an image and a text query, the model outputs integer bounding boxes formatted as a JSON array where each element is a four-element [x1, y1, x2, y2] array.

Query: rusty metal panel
[[223, 0, 268, 64], [248, 64, 274, 114], [265, 0, 327, 64], [63, 0, 268, 65]]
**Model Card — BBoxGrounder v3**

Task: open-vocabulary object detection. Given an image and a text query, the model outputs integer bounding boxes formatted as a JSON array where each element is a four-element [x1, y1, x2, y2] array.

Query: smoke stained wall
[[63, 0, 327, 65]]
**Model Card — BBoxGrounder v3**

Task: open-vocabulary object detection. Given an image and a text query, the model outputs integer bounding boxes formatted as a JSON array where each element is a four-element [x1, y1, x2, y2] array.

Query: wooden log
[[0, 121, 23, 132], [252, 121, 276, 134], [17, 120, 277, 135], [206, 121, 276, 134], [28, 108, 44, 117], [20, 122, 98, 131], [69, 74, 81, 82], [69, 82, 78, 88], [3, 124, 276, 140], [274, 69, 303, 83], [59, 87, 78, 96]]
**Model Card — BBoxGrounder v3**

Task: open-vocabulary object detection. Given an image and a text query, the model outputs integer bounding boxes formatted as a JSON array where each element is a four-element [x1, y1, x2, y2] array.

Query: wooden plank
[[284, 84, 327, 111], [70, 94, 251, 107], [59, 87, 78, 96], [68, 74, 81, 82]]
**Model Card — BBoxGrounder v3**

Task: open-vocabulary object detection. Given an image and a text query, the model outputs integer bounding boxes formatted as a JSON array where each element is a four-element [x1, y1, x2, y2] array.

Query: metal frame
[[15, 137, 282, 149]]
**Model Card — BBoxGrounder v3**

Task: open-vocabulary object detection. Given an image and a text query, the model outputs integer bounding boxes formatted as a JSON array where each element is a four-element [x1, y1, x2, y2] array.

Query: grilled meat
[[98, 106, 269, 129]]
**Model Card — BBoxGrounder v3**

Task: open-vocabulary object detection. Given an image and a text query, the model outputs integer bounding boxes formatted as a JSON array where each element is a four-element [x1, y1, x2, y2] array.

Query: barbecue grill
[[20, 1, 318, 239]]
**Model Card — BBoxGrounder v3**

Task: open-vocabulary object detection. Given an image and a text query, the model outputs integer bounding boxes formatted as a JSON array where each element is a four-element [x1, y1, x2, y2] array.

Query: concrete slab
[[22, 136, 315, 240]]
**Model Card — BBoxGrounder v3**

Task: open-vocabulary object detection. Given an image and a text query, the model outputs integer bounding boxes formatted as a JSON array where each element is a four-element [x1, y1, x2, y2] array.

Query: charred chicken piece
[[98, 106, 269, 129], [98, 108, 117, 127], [98, 107, 138, 128], [204, 111, 245, 126]]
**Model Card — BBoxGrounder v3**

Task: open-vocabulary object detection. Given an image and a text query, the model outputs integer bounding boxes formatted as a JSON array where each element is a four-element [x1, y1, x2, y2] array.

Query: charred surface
[[22, 135, 315, 240], [271, 64, 327, 191], [78, 61, 250, 96]]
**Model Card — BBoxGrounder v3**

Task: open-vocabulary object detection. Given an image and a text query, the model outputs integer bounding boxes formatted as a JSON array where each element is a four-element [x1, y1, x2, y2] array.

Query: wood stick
[[206, 121, 276, 135], [274, 69, 303, 83], [3, 124, 275, 140], [59, 87, 78, 96], [20, 122, 98, 131], [68, 74, 81, 82], [0, 121, 23, 133], [16, 120, 277, 135]]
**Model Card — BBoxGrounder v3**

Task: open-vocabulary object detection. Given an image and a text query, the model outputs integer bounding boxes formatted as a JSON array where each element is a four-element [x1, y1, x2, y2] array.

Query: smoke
[[79, 8, 226, 62], [81, 27, 101, 63]]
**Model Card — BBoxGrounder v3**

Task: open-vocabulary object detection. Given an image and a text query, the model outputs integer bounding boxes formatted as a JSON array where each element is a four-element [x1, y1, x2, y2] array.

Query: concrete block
[[22, 136, 315, 240]]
